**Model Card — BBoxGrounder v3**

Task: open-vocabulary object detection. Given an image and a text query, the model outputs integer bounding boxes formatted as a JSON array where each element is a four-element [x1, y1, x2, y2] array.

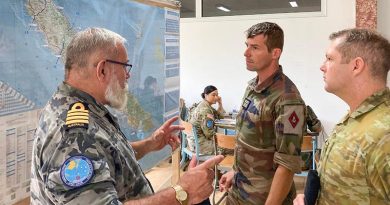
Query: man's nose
[[244, 48, 250, 57], [320, 64, 325, 72]]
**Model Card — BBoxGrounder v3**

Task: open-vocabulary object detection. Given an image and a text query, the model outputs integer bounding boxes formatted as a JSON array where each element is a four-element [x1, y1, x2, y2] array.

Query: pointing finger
[[168, 125, 185, 132], [187, 156, 197, 170], [161, 116, 179, 129], [196, 155, 224, 170]]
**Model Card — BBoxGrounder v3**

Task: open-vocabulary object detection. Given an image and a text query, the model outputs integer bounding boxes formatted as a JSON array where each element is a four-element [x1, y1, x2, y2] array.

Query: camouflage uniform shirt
[[188, 100, 224, 155], [317, 88, 390, 205], [30, 82, 153, 205], [228, 67, 306, 205]]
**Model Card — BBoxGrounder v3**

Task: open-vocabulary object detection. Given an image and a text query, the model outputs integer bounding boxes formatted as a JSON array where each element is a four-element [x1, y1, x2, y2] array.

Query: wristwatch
[[172, 185, 188, 205]]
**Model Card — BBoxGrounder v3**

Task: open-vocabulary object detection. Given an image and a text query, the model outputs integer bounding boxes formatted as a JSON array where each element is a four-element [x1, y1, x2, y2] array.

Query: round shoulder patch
[[206, 119, 214, 128], [60, 155, 94, 188]]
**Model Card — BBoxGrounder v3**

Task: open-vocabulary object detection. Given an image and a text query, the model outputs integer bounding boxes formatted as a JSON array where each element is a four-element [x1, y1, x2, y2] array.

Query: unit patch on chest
[[242, 98, 252, 111]]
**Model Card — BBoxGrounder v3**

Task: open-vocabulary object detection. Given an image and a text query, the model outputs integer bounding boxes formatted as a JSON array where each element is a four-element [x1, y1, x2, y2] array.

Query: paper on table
[[215, 119, 236, 125]]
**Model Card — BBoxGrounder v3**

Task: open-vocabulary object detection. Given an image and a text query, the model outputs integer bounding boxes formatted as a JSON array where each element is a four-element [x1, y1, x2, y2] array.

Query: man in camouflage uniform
[[188, 86, 225, 155], [30, 27, 223, 205], [219, 22, 307, 205], [294, 29, 390, 205]]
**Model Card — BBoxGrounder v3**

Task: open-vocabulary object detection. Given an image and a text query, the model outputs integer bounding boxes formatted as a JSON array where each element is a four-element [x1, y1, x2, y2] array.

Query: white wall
[[377, 0, 390, 86], [180, 0, 355, 140], [378, 0, 390, 39]]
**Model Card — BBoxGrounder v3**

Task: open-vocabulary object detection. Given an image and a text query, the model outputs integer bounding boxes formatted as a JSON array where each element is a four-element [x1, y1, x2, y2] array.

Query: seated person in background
[[188, 85, 225, 155], [179, 98, 189, 121], [188, 85, 226, 205], [306, 105, 322, 133], [301, 105, 322, 170]]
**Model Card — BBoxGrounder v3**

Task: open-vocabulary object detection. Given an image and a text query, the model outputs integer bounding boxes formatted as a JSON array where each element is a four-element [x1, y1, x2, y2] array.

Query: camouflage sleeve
[[366, 133, 390, 201], [214, 108, 225, 119], [200, 111, 216, 140], [44, 127, 121, 204], [273, 98, 306, 173]]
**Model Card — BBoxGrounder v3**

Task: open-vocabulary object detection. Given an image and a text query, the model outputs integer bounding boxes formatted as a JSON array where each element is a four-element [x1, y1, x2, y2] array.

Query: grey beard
[[105, 79, 128, 111]]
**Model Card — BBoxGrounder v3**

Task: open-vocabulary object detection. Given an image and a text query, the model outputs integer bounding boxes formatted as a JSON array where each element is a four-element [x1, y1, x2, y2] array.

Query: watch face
[[177, 190, 188, 201]]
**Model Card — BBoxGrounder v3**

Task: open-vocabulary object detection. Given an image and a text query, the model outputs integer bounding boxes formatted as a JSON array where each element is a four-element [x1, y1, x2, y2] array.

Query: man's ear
[[351, 57, 365, 76], [96, 60, 107, 82], [272, 48, 282, 59]]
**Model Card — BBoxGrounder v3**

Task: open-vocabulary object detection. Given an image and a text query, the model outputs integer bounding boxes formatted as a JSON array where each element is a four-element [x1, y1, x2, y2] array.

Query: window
[[180, 0, 323, 18], [180, 0, 195, 18]]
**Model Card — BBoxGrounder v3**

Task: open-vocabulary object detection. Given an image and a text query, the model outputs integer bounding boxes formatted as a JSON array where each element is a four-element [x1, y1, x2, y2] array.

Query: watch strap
[[172, 185, 188, 205]]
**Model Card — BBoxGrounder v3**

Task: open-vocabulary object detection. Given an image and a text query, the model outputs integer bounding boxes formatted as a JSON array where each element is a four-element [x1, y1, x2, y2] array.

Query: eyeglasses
[[105, 59, 132, 75]]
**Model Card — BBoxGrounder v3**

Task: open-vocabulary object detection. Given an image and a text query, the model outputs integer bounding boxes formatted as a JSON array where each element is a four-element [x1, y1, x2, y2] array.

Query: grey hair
[[64, 27, 127, 79], [330, 28, 390, 82], [246, 22, 284, 52]]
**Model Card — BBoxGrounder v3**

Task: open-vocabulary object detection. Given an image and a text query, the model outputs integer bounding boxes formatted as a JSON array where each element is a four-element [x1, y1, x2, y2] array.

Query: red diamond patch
[[288, 111, 299, 128]]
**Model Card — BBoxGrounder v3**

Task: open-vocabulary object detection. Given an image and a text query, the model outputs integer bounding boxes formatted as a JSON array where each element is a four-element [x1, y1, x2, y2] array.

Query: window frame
[[181, 0, 327, 22]]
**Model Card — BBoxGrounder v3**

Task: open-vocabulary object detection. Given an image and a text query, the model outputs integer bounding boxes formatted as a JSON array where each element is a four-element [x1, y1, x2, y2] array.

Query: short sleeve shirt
[[30, 82, 153, 205], [317, 88, 390, 205], [229, 67, 306, 205]]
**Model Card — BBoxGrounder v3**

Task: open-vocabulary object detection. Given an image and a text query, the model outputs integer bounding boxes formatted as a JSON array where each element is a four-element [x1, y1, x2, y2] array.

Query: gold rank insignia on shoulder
[[65, 102, 89, 130]]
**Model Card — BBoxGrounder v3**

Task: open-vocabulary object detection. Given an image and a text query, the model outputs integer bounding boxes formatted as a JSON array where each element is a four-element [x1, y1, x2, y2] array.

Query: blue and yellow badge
[[206, 119, 214, 128], [60, 155, 94, 188], [65, 102, 89, 130]]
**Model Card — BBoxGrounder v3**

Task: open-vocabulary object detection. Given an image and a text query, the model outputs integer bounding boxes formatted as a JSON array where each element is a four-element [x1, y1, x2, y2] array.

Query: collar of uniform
[[193, 100, 213, 116], [247, 66, 283, 93], [201, 100, 212, 109], [59, 82, 109, 118], [337, 87, 390, 124]]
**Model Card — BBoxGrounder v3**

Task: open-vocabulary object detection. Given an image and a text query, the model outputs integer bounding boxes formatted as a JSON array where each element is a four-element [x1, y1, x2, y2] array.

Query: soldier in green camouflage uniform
[[318, 89, 390, 205], [219, 22, 307, 205], [188, 85, 225, 155], [294, 29, 390, 205], [30, 27, 223, 205]]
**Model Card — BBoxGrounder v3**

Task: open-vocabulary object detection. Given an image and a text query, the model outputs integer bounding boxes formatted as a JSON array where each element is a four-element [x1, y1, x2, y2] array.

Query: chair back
[[212, 133, 236, 205], [181, 120, 193, 136], [301, 135, 313, 151], [215, 133, 236, 150], [214, 133, 235, 169], [179, 120, 201, 166]]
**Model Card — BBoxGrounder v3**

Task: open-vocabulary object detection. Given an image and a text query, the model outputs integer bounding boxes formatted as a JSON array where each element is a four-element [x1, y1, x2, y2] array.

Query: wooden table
[[215, 119, 236, 134]]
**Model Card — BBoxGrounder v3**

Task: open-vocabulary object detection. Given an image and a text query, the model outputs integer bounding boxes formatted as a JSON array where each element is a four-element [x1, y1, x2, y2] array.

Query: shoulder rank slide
[[60, 155, 94, 188], [65, 102, 89, 130]]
